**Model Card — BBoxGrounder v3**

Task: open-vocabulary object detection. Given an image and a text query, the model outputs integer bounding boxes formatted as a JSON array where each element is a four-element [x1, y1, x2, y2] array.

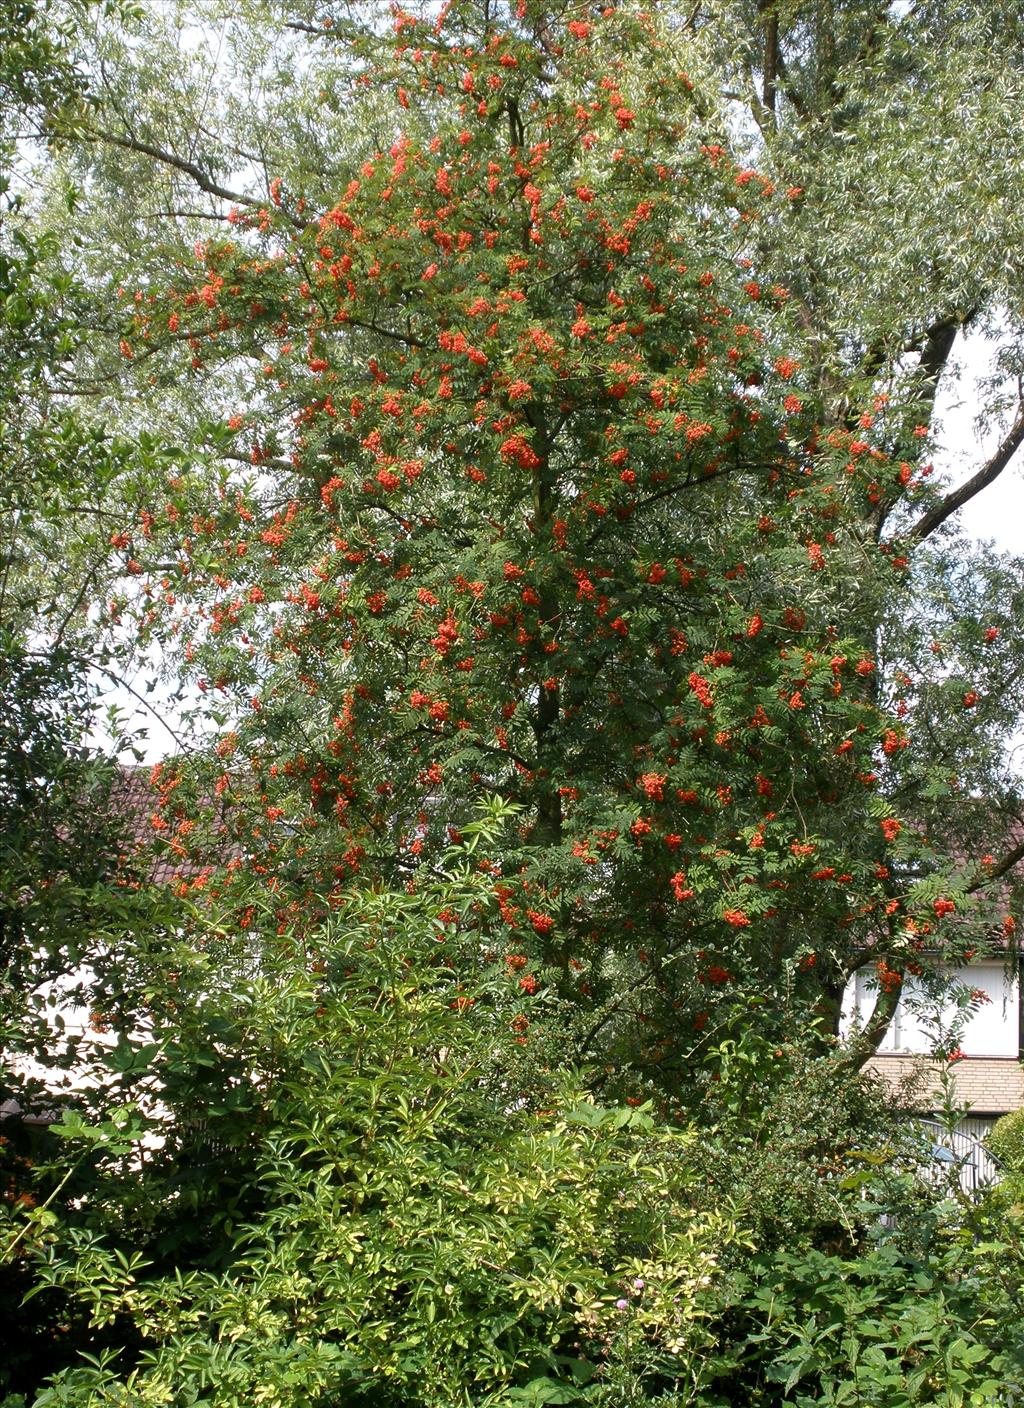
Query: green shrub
[[988, 1108, 1024, 1173], [698, 1237, 1024, 1406], [12, 815, 1024, 1407], [21, 866, 737, 1408]]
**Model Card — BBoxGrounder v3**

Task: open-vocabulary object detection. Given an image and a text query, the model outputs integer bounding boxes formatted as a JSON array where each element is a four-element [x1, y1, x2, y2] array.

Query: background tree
[[0, 8, 185, 1393], [0, 0, 177, 1091]]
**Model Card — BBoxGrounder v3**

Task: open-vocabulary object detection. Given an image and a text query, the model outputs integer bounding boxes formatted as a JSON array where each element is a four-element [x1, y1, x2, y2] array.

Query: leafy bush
[[699, 1236, 1024, 1406], [988, 1108, 1024, 1174], [18, 852, 735, 1407], [12, 807, 1024, 1408]]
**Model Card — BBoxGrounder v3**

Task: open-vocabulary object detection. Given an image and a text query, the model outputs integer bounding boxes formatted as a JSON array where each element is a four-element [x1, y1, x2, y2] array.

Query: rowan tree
[[4, 0, 1023, 1093], [31, 0, 1014, 1098]]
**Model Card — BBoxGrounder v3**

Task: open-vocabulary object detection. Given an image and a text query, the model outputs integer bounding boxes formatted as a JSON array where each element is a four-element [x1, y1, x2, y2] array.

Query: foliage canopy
[[4, 0, 1024, 1403]]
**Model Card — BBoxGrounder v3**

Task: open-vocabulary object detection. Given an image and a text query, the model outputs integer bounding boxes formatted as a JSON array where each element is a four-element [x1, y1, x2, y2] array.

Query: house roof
[[108, 763, 241, 888], [867, 1053, 1024, 1116]]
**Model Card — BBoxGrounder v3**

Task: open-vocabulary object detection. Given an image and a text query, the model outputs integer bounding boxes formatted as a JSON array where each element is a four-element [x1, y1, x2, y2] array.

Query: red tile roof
[[109, 764, 241, 887]]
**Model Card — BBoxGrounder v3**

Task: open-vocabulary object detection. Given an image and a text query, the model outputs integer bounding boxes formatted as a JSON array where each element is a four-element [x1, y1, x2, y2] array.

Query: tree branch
[[46, 653, 190, 752], [81, 127, 308, 229], [916, 317, 960, 393], [760, 1, 779, 120], [965, 836, 1024, 896], [836, 964, 904, 1071], [222, 449, 295, 474], [908, 403, 1024, 543], [850, 315, 961, 437], [773, 45, 809, 122]]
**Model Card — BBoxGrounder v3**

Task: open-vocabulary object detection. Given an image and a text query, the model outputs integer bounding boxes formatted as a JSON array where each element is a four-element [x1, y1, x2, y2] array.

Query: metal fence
[[916, 1119, 1003, 1196]]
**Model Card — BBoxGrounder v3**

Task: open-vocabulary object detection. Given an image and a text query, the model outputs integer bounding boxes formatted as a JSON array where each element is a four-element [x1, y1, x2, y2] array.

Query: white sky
[[935, 331, 1023, 555]]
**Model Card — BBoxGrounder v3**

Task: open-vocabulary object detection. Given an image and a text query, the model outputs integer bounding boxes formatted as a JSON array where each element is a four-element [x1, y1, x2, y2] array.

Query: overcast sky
[[936, 331, 1022, 555]]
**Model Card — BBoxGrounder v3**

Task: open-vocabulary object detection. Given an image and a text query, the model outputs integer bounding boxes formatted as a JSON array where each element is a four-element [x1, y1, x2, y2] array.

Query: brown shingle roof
[[109, 764, 241, 887]]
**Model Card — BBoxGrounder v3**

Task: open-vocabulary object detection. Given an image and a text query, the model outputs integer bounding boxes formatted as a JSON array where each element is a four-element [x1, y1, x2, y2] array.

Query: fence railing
[[916, 1119, 1002, 1197]]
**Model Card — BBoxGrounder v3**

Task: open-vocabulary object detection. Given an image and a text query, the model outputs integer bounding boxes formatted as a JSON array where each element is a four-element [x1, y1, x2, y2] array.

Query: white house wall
[[843, 963, 1020, 1058]]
